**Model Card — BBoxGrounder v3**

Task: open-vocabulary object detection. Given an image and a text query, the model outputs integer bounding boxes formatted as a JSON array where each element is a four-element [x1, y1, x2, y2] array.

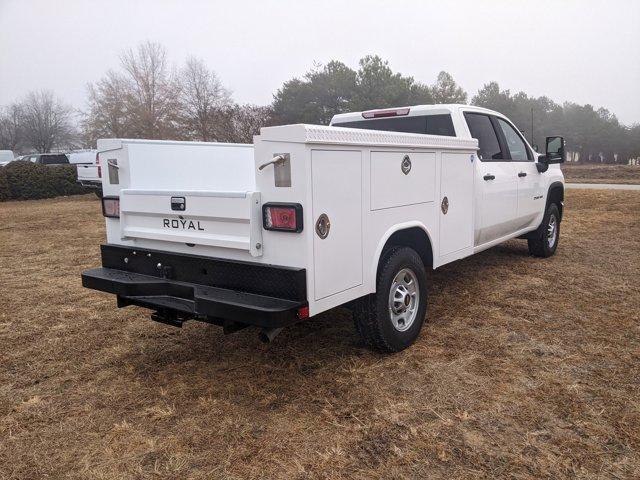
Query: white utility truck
[[82, 105, 565, 352]]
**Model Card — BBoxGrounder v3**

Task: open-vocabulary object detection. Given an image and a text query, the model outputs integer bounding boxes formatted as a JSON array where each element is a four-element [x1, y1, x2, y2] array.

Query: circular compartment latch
[[441, 196, 449, 214], [315, 213, 331, 239], [401, 155, 412, 175]]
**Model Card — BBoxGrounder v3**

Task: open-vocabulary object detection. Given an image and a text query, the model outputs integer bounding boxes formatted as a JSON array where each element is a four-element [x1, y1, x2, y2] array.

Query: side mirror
[[544, 136, 566, 164], [536, 160, 549, 173]]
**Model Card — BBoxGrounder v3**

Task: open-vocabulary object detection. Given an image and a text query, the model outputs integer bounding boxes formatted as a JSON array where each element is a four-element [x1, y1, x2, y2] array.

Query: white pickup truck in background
[[0, 150, 15, 166], [82, 104, 565, 352], [74, 150, 102, 197]]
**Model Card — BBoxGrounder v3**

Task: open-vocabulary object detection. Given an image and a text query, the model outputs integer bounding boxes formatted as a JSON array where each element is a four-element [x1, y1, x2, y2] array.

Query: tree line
[[0, 42, 271, 153], [1, 41, 638, 163]]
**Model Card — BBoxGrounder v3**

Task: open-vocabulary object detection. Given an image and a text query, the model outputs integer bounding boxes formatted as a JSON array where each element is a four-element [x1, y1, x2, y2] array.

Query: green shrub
[[2, 160, 91, 201], [4, 161, 55, 199], [47, 164, 90, 196], [0, 167, 11, 201]]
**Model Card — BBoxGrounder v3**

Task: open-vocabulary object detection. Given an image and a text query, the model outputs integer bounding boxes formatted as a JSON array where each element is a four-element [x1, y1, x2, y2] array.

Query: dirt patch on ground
[[1, 192, 639, 479], [562, 164, 640, 184]]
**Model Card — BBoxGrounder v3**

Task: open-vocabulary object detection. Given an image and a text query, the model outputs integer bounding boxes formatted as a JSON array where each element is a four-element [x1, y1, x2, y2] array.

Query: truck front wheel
[[528, 203, 560, 258], [353, 246, 428, 352]]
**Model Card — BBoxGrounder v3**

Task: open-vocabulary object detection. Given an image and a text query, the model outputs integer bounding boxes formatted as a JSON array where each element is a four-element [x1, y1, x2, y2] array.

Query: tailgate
[[77, 164, 99, 181], [119, 189, 263, 257]]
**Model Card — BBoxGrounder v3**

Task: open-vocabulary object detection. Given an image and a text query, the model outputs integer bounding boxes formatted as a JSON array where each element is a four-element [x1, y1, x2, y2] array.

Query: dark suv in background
[[22, 153, 70, 165]]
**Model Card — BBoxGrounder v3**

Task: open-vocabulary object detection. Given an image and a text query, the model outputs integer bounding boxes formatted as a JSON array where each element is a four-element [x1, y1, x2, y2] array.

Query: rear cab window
[[41, 154, 69, 165], [334, 114, 456, 136], [425, 115, 456, 136]]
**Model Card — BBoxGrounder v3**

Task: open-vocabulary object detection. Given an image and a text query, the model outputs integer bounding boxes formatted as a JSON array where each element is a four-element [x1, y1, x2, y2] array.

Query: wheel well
[[381, 227, 433, 272], [548, 183, 564, 221]]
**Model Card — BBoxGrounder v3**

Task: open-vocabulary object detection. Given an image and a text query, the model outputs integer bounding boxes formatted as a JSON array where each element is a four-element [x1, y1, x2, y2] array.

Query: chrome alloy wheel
[[547, 213, 558, 249], [388, 268, 419, 332]]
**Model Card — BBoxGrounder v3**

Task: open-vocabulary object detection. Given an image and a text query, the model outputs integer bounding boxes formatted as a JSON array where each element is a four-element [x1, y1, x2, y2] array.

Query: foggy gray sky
[[1, 0, 639, 125]]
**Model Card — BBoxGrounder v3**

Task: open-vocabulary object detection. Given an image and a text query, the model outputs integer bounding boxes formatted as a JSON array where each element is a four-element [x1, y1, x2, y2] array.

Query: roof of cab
[[330, 104, 501, 125]]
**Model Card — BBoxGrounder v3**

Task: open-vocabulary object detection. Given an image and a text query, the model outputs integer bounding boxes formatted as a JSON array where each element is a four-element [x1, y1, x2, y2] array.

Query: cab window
[[464, 112, 504, 161], [41, 154, 69, 165], [333, 114, 456, 136], [425, 114, 455, 136], [335, 116, 425, 134], [496, 118, 531, 161]]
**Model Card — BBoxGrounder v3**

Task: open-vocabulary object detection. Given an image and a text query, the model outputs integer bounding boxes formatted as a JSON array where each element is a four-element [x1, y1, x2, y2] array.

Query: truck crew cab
[[82, 104, 565, 352]]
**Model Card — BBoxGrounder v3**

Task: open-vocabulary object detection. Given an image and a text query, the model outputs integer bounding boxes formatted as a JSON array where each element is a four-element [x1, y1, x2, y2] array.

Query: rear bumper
[[82, 245, 307, 328], [78, 180, 101, 188]]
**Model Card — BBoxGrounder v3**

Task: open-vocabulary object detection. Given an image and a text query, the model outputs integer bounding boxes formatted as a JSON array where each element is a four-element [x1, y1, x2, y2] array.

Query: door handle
[[483, 174, 495, 181], [258, 154, 287, 171], [518, 172, 527, 177]]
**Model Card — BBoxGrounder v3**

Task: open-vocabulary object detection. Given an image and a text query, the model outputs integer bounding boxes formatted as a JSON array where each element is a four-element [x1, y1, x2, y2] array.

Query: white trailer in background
[[83, 105, 565, 352]]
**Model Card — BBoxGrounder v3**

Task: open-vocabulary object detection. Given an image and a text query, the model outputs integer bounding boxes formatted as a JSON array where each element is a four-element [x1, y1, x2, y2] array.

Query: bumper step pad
[[82, 267, 304, 328]]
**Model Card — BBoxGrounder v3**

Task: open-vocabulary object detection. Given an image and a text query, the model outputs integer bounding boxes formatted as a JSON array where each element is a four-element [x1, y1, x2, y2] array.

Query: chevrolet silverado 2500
[[82, 104, 565, 352]]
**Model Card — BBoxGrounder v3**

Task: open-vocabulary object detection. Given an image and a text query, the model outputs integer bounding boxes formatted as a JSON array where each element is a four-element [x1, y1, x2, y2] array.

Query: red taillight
[[96, 153, 101, 178], [268, 207, 296, 229], [262, 203, 303, 232], [297, 306, 309, 319], [362, 107, 410, 119], [101, 196, 120, 218]]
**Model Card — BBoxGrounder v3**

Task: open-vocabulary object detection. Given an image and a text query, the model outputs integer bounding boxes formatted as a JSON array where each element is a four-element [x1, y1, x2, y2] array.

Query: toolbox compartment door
[[438, 152, 474, 257], [311, 150, 363, 300], [370, 151, 436, 210]]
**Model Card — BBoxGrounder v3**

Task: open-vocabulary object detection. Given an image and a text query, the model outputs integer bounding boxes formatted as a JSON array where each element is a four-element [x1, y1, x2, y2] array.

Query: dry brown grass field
[[562, 164, 640, 184], [1, 191, 639, 479]]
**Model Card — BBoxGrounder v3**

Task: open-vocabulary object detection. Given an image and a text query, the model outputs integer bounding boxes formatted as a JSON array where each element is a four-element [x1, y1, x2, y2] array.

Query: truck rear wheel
[[528, 203, 560, 258], [353, 246, 427, 352]]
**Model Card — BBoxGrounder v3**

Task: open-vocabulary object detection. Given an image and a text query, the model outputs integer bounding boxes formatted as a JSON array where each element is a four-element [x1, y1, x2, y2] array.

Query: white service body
[[96, 104, 563, 318]]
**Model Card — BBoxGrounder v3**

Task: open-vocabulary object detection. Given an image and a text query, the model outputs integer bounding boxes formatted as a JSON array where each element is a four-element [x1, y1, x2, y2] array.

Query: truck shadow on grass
[[148, 239, 529, 357], [118, 239, 536, 393]]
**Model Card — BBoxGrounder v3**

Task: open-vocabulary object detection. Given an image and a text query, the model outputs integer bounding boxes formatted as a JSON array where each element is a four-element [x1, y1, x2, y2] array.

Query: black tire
[[353, 246, 428, 352], [94, 188, 103, 199], [528, 203, 560, 258]]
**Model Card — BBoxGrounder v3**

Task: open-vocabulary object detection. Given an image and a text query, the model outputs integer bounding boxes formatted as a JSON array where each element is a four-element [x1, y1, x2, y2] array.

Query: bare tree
[[180, 56, 231, 141], [229, 104, 272, 143], [83, 70, 129, 145], [0, 103, 23, 151], [82, 43, 241, 143], [213, 104, 272, 143], [20, 90, 75, 153], [119, 41, 181, 139]]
